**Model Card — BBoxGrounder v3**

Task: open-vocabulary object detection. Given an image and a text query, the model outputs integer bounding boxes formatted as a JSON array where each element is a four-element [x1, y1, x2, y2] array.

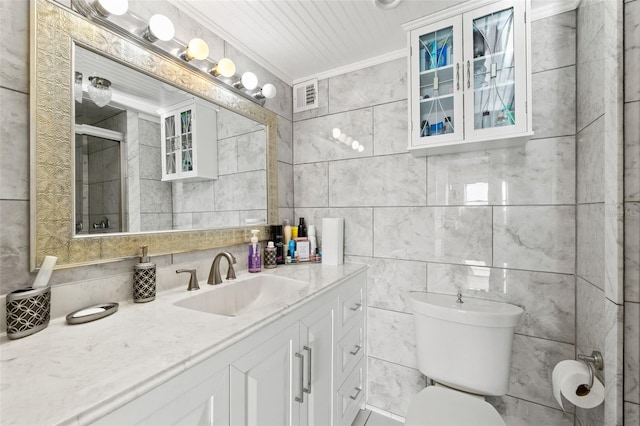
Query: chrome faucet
[[208, 252, 237, 285]]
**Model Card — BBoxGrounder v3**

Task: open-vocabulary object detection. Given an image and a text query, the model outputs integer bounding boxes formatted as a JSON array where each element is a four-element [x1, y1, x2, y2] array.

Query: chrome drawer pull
[[349, 387, 362, 400], [295, 352, 304, 403], [350, 345, 362, 356], [349, 302, 362, 311]]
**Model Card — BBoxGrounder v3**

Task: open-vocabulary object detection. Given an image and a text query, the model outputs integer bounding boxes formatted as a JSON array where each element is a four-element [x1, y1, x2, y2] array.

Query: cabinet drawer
[[339, 275, 365, 334], [337, 324, 364, 384], [336, 360, 365, 426]]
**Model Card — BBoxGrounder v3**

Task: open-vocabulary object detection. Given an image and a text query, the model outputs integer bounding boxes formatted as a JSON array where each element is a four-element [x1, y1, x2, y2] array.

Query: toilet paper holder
[[576, 350, 603, 392]]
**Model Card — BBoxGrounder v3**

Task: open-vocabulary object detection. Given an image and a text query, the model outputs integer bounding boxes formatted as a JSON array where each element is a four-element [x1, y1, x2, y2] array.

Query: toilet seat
[[404, 386, 505, 426]]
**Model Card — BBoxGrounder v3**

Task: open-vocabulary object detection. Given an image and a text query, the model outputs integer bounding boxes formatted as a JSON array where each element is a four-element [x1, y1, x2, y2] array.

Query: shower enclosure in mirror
[[31, 0, 277, 269]]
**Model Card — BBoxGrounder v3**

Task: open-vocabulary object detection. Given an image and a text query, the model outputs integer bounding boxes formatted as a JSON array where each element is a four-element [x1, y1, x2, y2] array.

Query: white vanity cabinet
[[92, 269, 367, 426], [159, 98, 218, 181], [405, 0, 532, 156]]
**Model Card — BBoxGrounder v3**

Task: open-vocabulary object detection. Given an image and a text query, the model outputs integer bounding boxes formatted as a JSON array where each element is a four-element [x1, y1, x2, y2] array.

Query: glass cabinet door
[[411, 16, 463, 146], [464, 0, 526, 137], [164, 115, 177, 175], [179, 109, 193, 172]]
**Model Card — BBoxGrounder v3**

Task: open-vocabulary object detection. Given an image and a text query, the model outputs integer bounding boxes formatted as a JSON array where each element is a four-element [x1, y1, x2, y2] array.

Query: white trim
[[74, 124, 124, 141], [137, 112, 161, 124], [168, 0, 294, 85], [402, 0, 501, 31], [292, 48, 408, 85], [364, 404, 406, 423], [530, 0, 579, 21]]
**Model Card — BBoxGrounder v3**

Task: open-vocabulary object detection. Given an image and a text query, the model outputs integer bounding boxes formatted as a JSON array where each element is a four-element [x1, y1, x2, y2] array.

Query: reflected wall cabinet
[[160, 98, 218, 181], [404, 0, 532, 156]]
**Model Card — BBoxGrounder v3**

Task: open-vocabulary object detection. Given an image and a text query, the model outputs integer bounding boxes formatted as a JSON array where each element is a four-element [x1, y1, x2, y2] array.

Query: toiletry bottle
[[298, 217, 307, 238], [291, 226, 298, 239], [264, 241, 277, 269], [133, 245, 156, 303], [283, 219, 292, 248], [248, 230, 261, 273], [482, 111, 491, 128], [288, 239, 296, 264], [308, 225, 317, 260], [273, 225, 285, 265]]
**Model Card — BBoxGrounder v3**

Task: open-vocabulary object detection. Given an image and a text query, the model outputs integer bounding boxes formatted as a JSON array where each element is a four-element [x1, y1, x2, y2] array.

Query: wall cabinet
[[160, 98, 218, 181], [405, 0, 532, 155], [93, 270, 366, 426]]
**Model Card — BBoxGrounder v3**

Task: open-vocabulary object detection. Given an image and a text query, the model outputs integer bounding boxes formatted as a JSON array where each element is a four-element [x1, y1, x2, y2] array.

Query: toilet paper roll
[[321, 218, 344, 265], [552, 360, 604, 411]]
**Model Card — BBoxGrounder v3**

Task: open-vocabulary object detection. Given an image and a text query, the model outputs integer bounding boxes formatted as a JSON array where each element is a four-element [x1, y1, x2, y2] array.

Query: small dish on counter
[[66, 303, 119, 325]]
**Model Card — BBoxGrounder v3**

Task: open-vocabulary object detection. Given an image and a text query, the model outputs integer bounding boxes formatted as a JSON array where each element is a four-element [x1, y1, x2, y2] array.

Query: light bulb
[[351, 140, 360, 150], [358, 145, 365, 153], [332, 128, 341, 139], [94, 0, 128, 16], [261, 83, 277, 99], [211, 58, 236, 77], [338, 134, 347, 143], [74, 72, 83, 104], [240, 72, 258, 90], [88, 76, 112, 108], [144, 14, 175, 42], [182, 38, 209, 61], [345, 136, 353, 146]]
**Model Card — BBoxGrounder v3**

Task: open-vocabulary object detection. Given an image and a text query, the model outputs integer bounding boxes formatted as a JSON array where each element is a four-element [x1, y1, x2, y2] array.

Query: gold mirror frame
[[30, 0, 278, 270]]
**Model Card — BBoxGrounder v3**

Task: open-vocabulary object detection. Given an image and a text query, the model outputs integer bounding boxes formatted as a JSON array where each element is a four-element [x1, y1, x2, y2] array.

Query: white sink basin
[[174, 275, 307, 316]]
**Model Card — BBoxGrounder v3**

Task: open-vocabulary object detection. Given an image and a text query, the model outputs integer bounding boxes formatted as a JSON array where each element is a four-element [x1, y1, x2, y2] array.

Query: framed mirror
[[30, 0, 278, 270]]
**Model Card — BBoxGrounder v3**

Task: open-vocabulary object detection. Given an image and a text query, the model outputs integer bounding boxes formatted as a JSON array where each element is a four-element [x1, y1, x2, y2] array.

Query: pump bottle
[[248, 230, 261, 273]]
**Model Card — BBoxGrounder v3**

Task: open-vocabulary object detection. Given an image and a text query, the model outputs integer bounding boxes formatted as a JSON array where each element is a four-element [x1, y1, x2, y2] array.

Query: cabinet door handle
[[467, 60, 471, 89], [456, 63, 460, 91], [295, 352, 304, 403], [349, 387, 363, 400], [350, 345, 362, 356], [303, 345, 312, 394], [350, 302, 362, 311]]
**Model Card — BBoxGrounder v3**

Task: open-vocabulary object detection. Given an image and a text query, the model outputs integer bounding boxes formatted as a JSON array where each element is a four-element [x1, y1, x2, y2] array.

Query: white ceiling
[[173, 0, 468, 84]]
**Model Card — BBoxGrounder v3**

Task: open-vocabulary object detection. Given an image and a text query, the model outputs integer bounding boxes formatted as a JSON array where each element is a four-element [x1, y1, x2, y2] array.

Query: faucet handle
[[176, 269, 200, 291]]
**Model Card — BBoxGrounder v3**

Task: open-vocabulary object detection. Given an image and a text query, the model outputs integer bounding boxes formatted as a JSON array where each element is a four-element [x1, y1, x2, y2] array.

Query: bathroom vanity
[[0, 264, 367, 426]]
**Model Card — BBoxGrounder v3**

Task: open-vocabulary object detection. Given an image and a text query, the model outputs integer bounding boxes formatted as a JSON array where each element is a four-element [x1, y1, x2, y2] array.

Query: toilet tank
[[409, 292, 523, 396]]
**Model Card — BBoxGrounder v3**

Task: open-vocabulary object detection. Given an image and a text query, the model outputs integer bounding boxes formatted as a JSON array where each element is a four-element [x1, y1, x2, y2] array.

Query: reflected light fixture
[[233, 71, 258, 90], [180, 38, 209, 61], [332, 128, 341, 139], [93, 0, 128, 16], [142, 14, 175, 42], [210, 58, 236, 78], [74, 72, 83, 104], [88, 76, 112, 107]]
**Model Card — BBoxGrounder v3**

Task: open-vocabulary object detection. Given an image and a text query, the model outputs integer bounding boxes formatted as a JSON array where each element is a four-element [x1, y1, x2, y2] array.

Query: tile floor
[[352, 409, 404, 426]]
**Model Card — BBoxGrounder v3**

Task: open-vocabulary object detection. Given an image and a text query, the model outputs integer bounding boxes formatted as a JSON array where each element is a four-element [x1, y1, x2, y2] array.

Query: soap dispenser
[[133, 245, 156, 303], [248, 230, 261, 273]]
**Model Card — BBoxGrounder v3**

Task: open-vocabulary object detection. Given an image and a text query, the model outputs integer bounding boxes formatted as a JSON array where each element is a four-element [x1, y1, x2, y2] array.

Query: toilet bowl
[[404, 386, 504, 426], [405, 292, 523, 426]]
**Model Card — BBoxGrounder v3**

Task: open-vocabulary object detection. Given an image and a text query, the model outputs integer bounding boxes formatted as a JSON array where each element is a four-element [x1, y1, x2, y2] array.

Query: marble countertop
[[0, 262, 367, 426]]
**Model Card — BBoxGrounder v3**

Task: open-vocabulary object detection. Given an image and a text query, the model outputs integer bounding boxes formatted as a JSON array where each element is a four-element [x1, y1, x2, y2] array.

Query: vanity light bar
[[70, 0, 276, 106]]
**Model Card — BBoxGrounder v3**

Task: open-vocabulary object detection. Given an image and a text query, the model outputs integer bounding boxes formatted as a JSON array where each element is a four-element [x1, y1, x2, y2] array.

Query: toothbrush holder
[[6, 286, 51, 340]]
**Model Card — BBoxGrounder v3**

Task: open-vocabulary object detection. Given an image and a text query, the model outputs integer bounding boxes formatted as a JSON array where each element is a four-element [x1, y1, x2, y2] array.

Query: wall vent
[[293, 79, 318, 113]]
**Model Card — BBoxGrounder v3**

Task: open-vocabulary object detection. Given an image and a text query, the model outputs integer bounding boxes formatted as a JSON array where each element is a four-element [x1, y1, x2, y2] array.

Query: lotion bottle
[[283, 219, 292, 248], [133, 246, 156, 303], [248, 230, 261, 273]]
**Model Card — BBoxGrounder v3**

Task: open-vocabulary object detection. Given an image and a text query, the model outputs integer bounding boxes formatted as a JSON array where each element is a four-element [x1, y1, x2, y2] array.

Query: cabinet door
[[93, 365, 230, 426], [463, 0, 527, 138], [410, 15, 463, 148], [162, 113, 179, 178], [299, 302, 336, 426], [230, 323, 301, 426]]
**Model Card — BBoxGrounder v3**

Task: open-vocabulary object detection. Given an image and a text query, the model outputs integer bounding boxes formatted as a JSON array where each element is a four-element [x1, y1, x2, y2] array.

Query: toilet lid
[[404, 386, 505, 426]]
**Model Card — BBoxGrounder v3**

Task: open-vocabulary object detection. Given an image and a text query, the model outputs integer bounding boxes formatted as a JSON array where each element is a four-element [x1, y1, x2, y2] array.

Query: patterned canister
[[134, 246, 156, 302]]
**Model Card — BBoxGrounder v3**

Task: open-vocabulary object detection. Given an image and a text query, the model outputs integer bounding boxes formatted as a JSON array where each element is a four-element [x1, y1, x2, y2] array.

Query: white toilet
[[405, 292, 524, 426]]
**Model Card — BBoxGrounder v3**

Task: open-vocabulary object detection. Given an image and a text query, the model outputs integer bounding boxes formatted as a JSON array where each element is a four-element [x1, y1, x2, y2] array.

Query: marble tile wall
[[624, 0, 640, 424], [292, 11, 578, 425], [0, 0, 293, 296]]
